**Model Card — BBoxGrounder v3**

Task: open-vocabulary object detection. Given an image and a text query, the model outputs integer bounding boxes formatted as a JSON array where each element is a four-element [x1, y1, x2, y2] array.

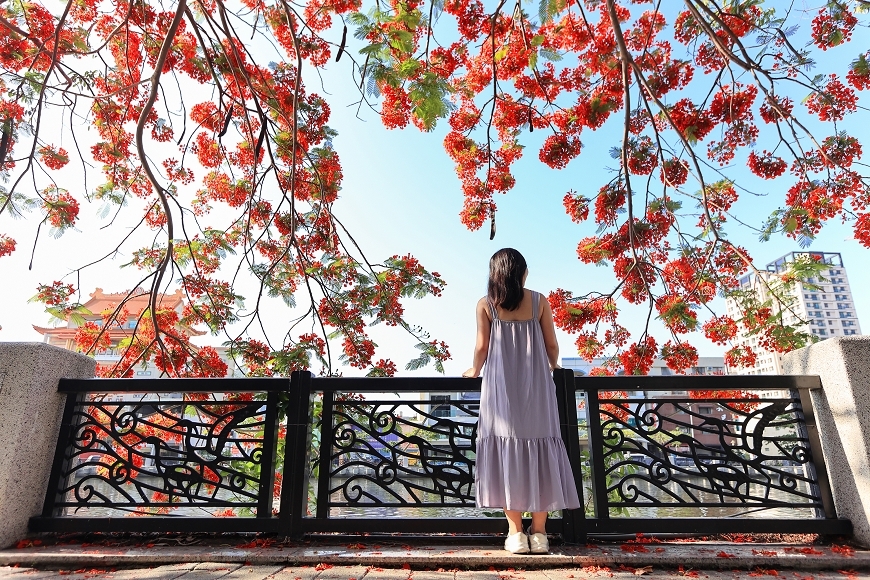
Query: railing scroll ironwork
[[30, 371, 850, 541]]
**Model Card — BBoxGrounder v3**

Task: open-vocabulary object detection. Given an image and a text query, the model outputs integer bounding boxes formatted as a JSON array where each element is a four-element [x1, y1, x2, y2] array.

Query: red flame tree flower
[[2, 0, 869, 376]]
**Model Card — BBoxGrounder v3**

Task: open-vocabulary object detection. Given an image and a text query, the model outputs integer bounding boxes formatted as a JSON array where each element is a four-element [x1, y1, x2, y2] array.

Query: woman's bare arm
[[463, 297, 492, 377], [539, 296, 560, 370]]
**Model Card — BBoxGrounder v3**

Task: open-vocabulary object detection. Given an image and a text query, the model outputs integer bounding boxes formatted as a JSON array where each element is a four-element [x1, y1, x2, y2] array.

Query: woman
[[463, 248, 581, 554]]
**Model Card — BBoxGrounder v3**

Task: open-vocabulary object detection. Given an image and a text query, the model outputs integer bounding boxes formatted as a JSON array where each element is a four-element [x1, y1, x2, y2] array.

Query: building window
[[838, 303, 852, 310], [699, 406, 713, 415], [840, 312, 853, 318], [431, 395, 451, 418]]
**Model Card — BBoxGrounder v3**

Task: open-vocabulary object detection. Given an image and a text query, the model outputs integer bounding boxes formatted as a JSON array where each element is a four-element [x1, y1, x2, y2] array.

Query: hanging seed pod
[[336, 25, 347, 62], [489, 205, 497, 240], [218, 106, 233, 138], [253, 112, 267, 163]]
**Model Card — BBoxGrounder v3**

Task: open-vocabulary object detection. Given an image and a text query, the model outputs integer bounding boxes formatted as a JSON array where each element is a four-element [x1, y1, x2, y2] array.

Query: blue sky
[[1, 4, 869, 377]]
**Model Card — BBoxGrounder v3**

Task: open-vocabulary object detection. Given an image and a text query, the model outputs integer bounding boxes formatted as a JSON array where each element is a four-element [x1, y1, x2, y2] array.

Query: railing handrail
[[58, 373, 822, 393], [57, 377, 290, 393], [577, 375, 822, 391]]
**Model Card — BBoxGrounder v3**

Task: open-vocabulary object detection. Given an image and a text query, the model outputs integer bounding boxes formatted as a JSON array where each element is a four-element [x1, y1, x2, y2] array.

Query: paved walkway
[[2, 563, 870, 580], [1, 541, 869, 578]]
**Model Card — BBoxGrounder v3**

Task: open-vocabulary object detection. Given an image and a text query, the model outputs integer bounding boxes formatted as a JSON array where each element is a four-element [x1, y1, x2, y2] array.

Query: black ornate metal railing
[[31, 371, 850, 541], [578, 376, 840, 535], [58, 394, 274, 515]]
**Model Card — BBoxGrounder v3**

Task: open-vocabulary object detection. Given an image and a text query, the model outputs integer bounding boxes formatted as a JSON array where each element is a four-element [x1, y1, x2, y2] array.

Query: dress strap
[[488, 299, 499, 321], [532, 290, 539, 319]]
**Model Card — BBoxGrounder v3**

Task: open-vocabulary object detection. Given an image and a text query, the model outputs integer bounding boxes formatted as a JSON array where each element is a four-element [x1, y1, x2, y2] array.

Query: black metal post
[[553, 369, 586, 543], [796, 381, 837, 519], [584, 386, 610, 519], [256, 390, 280, 518], [41, 392, 80, 518], [279, 371, 312, 538], [316, 389, 334, 519]]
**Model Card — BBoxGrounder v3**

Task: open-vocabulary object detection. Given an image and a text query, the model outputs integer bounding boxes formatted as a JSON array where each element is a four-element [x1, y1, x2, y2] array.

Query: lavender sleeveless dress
[[475, 290, 581, 512]]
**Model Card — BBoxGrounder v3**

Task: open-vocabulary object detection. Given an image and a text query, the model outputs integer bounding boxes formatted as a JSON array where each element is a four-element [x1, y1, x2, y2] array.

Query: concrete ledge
[[0, 543, 868, 571], [0, 343, 96, 549], [782, 337, 870, 547]]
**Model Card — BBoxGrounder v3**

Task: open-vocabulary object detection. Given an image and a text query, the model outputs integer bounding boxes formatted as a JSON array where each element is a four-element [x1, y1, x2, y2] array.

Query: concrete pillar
[[0, 342, 95, 549], [782, 336, 870, 546]]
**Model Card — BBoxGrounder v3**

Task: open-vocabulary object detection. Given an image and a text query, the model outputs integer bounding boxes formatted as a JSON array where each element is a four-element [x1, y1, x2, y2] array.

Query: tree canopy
[[1, 0, 868, 376]]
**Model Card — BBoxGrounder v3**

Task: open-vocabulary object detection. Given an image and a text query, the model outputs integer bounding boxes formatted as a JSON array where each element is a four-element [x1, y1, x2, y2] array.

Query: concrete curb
[[0, 543, 867, 571]]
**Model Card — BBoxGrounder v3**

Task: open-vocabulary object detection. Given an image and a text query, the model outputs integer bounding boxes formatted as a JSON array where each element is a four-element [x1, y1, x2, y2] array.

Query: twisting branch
[[135, 0, 188, 365]]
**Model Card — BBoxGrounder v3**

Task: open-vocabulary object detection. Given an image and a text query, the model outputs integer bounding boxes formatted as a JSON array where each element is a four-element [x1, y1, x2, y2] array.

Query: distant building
[[725, 251, 861, 375], [33, 287, 234, 377]]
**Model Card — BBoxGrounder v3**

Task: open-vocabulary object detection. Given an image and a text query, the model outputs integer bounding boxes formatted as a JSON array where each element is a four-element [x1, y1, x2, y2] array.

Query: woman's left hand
[[462, 368, 479, 378]]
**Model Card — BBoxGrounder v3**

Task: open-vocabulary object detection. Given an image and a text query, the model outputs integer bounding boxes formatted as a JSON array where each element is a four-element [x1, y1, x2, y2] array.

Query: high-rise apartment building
[[725, 251, 861, 375]]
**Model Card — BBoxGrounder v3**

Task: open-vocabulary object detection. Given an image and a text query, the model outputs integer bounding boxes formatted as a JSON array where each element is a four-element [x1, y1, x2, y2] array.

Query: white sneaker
[[529, 532, 549, 554], [504, 531, 530, 554]]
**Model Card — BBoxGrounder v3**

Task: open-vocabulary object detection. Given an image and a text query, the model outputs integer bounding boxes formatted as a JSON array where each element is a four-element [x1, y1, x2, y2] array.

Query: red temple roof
[[33, 287, 205, 337]]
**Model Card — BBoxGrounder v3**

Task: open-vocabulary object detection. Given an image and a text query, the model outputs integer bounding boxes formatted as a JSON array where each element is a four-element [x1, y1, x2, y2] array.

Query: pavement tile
[[359, 568, 457, 580], [219, 566, 285, 580], [355, 569, 410, 580], [174, 566, 241, 580], [105, 565, 193, 580], [393, 571, 455, 580], [493, 571, 552, 580], [0, 567, 35, 577], [314, 564, 369, 579], [263, 566, 321, 580], [0, 568, 63, 579], [421, 547, 572, 568], [454, 572, 500, 580]]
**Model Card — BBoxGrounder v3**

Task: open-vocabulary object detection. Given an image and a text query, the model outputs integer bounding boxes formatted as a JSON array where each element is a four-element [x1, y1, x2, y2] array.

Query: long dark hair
[[488, 248, 527, 311]]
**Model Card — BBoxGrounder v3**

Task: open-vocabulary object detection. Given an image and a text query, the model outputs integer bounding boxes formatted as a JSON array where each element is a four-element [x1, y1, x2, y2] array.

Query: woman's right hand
[[462, 368, 479, 378]]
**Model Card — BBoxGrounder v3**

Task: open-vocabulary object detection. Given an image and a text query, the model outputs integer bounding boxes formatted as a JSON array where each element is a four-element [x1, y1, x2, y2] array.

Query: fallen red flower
[[749, 568, 779, 577]]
